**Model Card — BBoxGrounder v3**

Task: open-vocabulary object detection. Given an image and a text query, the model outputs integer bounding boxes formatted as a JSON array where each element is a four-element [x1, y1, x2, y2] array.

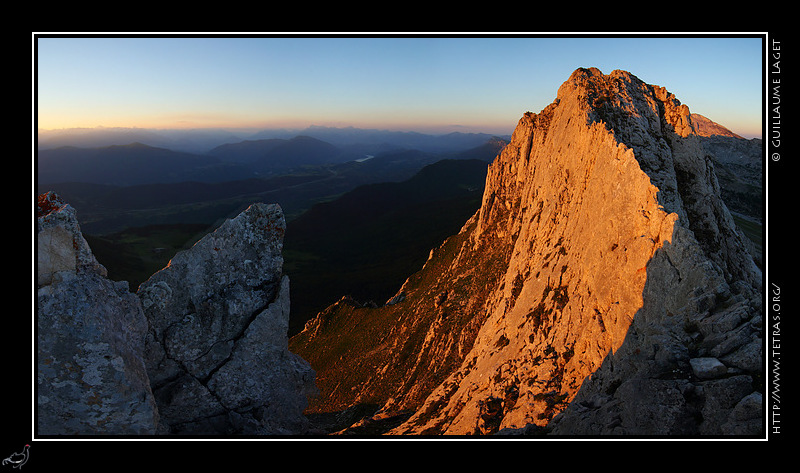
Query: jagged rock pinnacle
[[138, 202, 317, 435]]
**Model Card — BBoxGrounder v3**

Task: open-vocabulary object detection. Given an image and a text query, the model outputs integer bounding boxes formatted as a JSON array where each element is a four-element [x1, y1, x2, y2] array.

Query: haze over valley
[[37, 125, 510, 333]]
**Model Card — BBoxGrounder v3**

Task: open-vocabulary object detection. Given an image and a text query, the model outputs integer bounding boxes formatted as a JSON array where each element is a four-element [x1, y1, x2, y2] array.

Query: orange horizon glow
[[35, 116, 520, 136], [35, 116, 764, 140]]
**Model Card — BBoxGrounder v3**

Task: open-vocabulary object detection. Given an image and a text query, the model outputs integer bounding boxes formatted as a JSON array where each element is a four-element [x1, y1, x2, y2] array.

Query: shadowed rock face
[[291, 68, 763, 436], [37, 193, 317, 436], [138, 202, 317, 435]]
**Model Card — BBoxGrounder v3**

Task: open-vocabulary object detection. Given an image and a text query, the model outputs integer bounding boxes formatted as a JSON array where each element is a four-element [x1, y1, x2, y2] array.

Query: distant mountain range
[[37, 126, 243, 154], [38, 135, 507, 234], [37, 137, 349, 187], [44, 133, 507, 300], [207, 135, 345, 172], [37, 142, 245, 186], [37, 125, 509, 155], [36, 126, 511, 188], [252, 125, 508, 154]]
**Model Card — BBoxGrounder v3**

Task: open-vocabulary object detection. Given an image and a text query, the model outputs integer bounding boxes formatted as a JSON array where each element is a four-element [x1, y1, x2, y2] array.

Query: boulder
[[690, 357, 728, 379]]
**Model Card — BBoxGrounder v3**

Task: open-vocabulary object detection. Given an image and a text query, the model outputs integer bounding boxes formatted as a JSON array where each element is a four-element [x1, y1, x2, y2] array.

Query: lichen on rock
[[37, 192, 159, 435]]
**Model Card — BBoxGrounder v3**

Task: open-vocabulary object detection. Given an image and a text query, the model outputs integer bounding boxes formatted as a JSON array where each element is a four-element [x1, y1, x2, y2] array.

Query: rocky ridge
[[691, 113, 744, 139], [36, 192, 316, 435], [291, 68, 763, 436]]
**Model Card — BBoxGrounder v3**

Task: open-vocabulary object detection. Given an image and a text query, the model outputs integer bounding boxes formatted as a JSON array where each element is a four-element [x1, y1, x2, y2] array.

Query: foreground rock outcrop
[[37, 193, 316, 435], [37, 192, 159, 435], [290, 68, 763, 437], [137, 202, 317, 435]]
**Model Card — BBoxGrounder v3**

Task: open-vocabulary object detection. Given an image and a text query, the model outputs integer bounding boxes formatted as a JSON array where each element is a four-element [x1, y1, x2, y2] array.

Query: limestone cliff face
[[397, 68, 760, 435], [291, 68, 763, 436]]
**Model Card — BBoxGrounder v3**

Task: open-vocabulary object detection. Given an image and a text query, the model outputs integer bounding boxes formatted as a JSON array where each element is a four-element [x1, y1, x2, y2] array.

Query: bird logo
[[2, 445, 29, 469]]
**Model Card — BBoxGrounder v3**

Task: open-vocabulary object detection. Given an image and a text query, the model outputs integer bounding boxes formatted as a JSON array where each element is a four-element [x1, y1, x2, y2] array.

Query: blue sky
[[35, 34, 765, 138]]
